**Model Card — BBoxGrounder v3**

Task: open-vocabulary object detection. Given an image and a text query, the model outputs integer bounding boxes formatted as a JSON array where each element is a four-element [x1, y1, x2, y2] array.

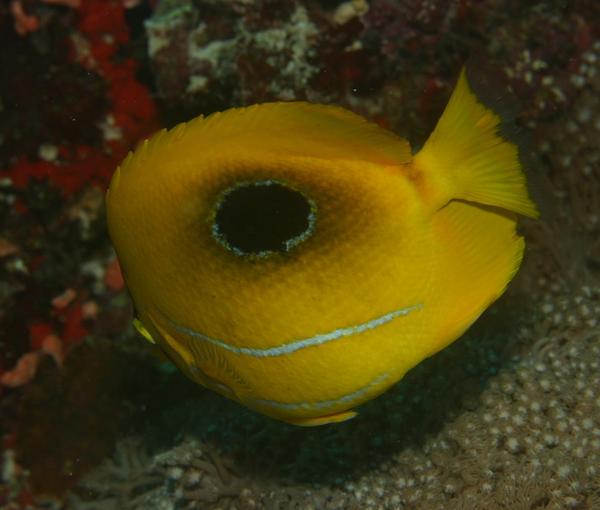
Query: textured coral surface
[[1, 1, 599, 509]]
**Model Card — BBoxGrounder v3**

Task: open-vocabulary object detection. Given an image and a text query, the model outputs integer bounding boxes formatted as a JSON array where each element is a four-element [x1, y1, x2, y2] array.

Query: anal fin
[[287, 410, 358, 426]]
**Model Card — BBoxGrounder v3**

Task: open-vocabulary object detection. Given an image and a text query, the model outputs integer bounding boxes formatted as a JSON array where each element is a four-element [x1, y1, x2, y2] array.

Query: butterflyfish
[[106, 69, 538, 426]]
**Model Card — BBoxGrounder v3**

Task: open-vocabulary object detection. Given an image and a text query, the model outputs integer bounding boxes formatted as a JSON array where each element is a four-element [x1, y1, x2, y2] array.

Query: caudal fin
[[413, 68, 539, 219]]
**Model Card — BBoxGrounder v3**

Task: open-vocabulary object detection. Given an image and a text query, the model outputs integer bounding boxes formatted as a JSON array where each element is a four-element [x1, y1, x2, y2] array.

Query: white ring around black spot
[[210, 179, 317, 258]]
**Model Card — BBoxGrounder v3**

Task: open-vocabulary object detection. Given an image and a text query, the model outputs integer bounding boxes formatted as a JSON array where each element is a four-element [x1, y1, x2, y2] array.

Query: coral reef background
[[0, 0, 599, 509]]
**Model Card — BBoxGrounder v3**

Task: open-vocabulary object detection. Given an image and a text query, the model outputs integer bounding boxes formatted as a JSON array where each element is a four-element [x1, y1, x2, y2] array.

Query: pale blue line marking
[[164, 303, 422, 358], [250, 372, 390, 411]]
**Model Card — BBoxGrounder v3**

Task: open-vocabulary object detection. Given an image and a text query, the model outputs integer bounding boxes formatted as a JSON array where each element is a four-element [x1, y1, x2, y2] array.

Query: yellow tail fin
[[413, 68, 539, 218]]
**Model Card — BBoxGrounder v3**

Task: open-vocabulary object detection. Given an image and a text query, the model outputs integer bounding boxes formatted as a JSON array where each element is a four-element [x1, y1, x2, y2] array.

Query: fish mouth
[[157, 303, 423, 358]]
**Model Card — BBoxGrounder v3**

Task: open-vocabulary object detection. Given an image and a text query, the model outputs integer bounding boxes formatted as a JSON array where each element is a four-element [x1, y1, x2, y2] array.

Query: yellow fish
[[106, 69, 538, 426]]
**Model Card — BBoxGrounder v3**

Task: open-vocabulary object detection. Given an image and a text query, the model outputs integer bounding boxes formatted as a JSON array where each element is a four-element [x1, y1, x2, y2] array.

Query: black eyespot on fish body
[[211, 180, 316, 257]]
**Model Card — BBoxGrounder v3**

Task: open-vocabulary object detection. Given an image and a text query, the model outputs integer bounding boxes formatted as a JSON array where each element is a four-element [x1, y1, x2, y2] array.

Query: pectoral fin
[[133, 317, 156, 344]]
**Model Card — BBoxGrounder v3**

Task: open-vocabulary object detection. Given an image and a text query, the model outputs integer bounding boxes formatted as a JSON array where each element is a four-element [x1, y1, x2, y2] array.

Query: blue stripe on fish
[[249, 372, 390, 411], [160, 303, 423, 358]]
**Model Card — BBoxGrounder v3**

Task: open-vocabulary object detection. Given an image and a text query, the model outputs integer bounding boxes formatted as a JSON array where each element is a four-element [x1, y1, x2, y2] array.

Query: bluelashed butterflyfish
[[106, 68, 538, 426]]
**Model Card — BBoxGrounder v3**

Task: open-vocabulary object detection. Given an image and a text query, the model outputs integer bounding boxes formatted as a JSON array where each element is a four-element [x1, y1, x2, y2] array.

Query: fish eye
[[211, 179, 316, 257]]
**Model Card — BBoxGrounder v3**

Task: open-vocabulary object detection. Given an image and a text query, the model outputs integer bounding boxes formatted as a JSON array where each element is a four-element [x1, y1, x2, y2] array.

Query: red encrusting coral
[[60, 303, 89, 346], [28, 322, 54, 351], [0, 1, 157, 394], [1, 0, 157, 197], [0, 0, 156, 366], [6, 148, 117, 196], [0, 3, 158, 495]]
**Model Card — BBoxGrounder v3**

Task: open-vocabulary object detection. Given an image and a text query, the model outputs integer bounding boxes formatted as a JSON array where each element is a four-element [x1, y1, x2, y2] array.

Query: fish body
[[106, 69, 538, 426]]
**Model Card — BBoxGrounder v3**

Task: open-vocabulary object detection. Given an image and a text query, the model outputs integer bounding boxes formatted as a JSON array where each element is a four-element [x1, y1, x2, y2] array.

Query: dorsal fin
[[163, 102, 412, 166]]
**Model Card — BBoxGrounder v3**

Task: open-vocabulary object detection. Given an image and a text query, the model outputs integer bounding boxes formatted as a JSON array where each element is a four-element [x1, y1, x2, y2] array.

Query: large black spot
[[213, 181, 314, 255]]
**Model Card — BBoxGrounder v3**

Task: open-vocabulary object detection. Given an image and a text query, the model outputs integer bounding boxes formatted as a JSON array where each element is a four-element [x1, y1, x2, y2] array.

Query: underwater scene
[[1, 0, 600, 508]]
